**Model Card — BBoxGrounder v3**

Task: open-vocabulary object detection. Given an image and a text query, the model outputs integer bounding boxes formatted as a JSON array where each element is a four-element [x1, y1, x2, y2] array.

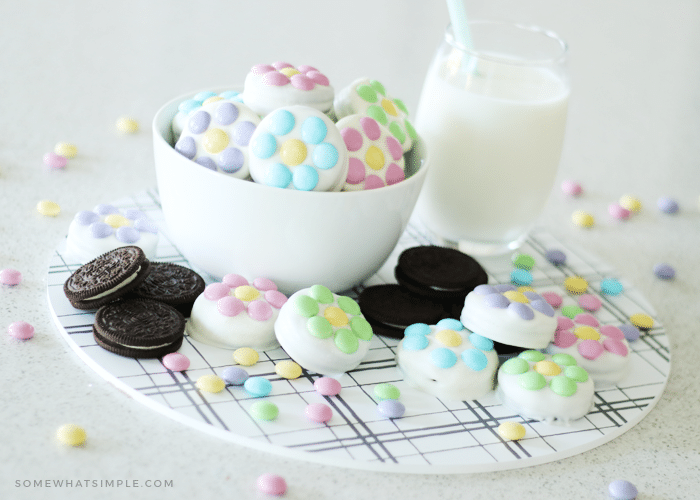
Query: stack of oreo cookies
[[63, 246, 205, 358], [358, 245, 488, 339]]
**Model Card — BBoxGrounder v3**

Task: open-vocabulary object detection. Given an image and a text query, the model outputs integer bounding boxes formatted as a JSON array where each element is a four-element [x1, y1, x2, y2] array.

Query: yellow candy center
[[203, 128, 229, 154], [280, 139, 307, 166], [234, 285, 260, 302], [503, 290, 529, 303], [279, 67, 301, 78], [202, 96, 223, 105], [324, 306, 349, 327], [365, 145, 385, 170], [574, 326, 600, 340], [435, 329, 462, 347], [534, 360, 562, 376], [104, 214, 131, 228], [381, 98, 398, 116]]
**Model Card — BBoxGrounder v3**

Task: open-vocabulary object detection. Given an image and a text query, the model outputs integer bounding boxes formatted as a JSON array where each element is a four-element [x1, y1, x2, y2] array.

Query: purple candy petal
[[175, 136, 196, 159], [234, 120, 256, 147], [218, 147, 244, 173], [618, 324, 641, 341], [115, 226, 140, 243], [94, 204, 118, 215], [474, 284, 497, 295], [484, 293, 510, 309], [188, 110, 211, 134], [530, 299, 555, 317], [523, 291, 542, 302], [508, 302, 535, 320], [214, 102, 239, 126], [134, 218, 158, 234], [75, 210, 99, 226], [195, 157, 217, 171], [494, 284, 516, 293], [124, 208, 146, 220], [90, 221, 113, 239]]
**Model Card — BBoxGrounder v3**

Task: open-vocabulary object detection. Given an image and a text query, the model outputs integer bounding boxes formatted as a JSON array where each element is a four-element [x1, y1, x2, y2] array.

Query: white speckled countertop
[[1, 1, 699, 498]]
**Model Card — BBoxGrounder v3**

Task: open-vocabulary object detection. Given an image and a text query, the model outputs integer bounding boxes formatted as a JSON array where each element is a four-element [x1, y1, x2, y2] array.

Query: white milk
[[414, 53, 570, 247]]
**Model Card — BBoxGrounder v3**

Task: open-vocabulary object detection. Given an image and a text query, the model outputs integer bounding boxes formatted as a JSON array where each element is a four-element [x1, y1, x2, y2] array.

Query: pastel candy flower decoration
[[170, 90, 244, 140]]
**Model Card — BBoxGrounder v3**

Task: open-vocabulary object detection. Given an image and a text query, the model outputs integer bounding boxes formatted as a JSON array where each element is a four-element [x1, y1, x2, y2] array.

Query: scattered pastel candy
[[314, 376, 341, 396], [619, 194, 642, 213], [498, 421, 526, 441], [275, 360, 302, 379], [0, 268, 22, 286], [510, 269, 533, 286], [608, 479, 638, 500], [249, 400, 279, 421], [601, 278, 624, 296], [657, 197, 679, 214], [116, 117, 139, 133], [561, 180, 582, 196], [561, 305, 585, 319], [572, 210, 595, 228], [244, 376, 272, 397], [541, 291, 563, 308], [608, 203, 631, 220], [564, 276, 588, 294], [54, 142, 78, 158], [36, 200, 61, 216], [162, 352, 190, 371], [305, 403, 332, 423], [196, 374, 225, 393], [373, 383, 400, 401], [233, 347, 259, 366], [222, 366, 249, 385], [377, 399, 405, 419], [8, 321, 34, 340], [43, 151, 67, 169], [577, 294, 602, 312], [56, 424, 87, 446], [512, 253, 535, 270], [256, 473, 287, 496], [545, 249, 567, 266], [653, 263, 675, 280], [619, 324, 640, 342], [630, 313, 654, 330]]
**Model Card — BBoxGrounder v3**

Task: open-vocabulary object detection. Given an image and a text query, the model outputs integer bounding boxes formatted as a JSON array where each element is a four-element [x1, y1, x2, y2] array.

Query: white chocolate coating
[[460, 284, 557, 349], [396, 320, 498, 401], [274, 286, 373, 377]]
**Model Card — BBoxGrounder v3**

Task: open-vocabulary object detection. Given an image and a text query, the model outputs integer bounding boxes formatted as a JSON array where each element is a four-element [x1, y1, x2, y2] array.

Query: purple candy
[[377, 399, 405, 419], [530, 299, 555, 317], [484, 293, 510, 309], [218, 147, 244, 173], [618, 324, 640, 341], [653, 263, 675, 280], [523, 291, 542, 302], [175, 136, 196, 160], [94, 204, 118, 215], [657, 197, 679, 214], [90, 221, 113, 239], [124, 208, 146, 220], [608, 479, 638, 500], [221, 366, 249, 385], [508, 302, 534, 320], [115, 226, 140, 243], [214, 102, 239, 126], [474, 284, 497, 295], [494, 283, 516, 293], [188, 110, 211, 134], [134, 217, 158, 234], [75, 210, 99, 226], [195, 157, 217, 171], [545, 249, 567, 266], [234, 120, 256, 146]]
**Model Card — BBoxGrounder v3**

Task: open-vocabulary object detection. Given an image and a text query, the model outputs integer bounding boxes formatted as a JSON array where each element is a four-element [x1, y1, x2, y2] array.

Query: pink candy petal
[[386, 136, 403, 161], [561, 180, 582, 196], [290, 73, 314, 90], [204, 283, 231, 301], [43, 152, 68, 169], [262, 72, 290, 87], [265, 290, 288, 309], [364, 175, 385, 190], [542, 291, 563, 309], [314, 376, 341, 396], [554, 330, 578, 348], [578, 339, 604, 360], [556, 315, 574, 331], [256, 473, 287, 496], [574, 313, 600, 327], [599, 324, 625, 340], [385, 163, 405, 185], [578, 294, 602, 312], [360, 117, 381, 140], [250, 64, 276, 75], [307, 70, 329, 86], [345, 158, 366, 184], [222, 274, 248, 287], [297, 64, 318, 73], [248, 300, 273, 321], [253, 277, 277, 292], [341, 127, 363, 152], [217, 296, 245, 317], [609, 203, 631, 220], [603, 338, 628, 356], [271, 61, 294, 70]]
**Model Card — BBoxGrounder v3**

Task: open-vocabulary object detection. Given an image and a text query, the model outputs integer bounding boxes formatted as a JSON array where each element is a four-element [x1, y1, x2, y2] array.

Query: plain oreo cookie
[[92, 298, 185, 358], [127, 262, 205, 317], [395, 245, 488, 299], [357, 284, 452, 339], [63, 246, 151, 310]]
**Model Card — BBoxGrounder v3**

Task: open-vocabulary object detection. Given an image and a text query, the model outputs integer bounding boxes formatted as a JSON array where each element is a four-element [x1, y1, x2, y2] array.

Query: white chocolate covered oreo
[[396, 319, 498, 401], [274, 285, 374, 376], [171, 90, 244, 141], [460, 284, 557, 349]]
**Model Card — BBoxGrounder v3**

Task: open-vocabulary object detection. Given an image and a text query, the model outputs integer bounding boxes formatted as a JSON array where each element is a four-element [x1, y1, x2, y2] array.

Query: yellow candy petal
[[381, 98, 398, 117]]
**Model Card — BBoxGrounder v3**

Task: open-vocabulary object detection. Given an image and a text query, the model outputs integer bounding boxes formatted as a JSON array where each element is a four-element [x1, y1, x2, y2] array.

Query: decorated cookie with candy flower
[[171, 90, 244, 141], [497, 350, 595, 423], [396, 318, 498, 401], [460, 284, 557, 350], [547, 313, 630, 387], [65, 204, 158, 263], [274, 285, 374, 376], [186, 274, 288, 351]]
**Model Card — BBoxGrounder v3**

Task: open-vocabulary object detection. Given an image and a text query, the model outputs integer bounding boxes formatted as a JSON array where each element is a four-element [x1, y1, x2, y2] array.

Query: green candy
[[394, 98, 409, 115], [518, 371, 546, 391], [295, 294, 319, 318], [310, 284, 334, 304], [307, 316, 333, 339], [368, 79, 386, 96], [512, 253, 535, 270], [334, 329, 359, 354], [374, 383, 400, 401], [564, 365, 589, 383], [519, 350, 546, 363], [500, 357, 529, 375], [249, 401, 279, 421], [337, 296, 361, 315], [561, 305, 585, 319], [552, 353, 577, 367], [356, 84, 378, 103], [389, 122, 406, 144], [350, 317, 373, 341], [550, 375, 578, 397], [366, 105, 388, 125], [405, 119, 418, 141]]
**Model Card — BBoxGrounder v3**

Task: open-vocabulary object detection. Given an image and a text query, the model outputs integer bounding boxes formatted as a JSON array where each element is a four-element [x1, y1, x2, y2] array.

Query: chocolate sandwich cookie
[[357, 284, 451, 339], [395, 245, 488, 300], [92, 298, 185, 358], [128, 262, 205, 317], [63, 246, 151, 310]]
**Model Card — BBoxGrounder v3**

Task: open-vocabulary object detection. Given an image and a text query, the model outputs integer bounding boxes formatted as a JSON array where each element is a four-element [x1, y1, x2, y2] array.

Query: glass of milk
[[414, 20, 569, 255]]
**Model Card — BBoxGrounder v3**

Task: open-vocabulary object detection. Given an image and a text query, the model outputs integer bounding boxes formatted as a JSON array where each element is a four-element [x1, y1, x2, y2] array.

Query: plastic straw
[[445, 0, 473, 50]]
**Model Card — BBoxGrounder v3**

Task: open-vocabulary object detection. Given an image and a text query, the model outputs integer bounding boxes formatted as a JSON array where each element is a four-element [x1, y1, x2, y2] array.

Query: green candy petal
[[334, 329, 359, 354], [550, 375, 578, 397], [394, 98, 409, 115], [295, 294, 319, 317], [552, 353, 577, 367], [366, 105, 388, 125], [350, 317, 373, 341], [501, 357, 529, 375], [307, 316, 333, 339], [518, 371, 546, 391], [519, 350, 546, 362], [405, 119, 418, 141], [368, 79, 386, 96], [310, 284, 334, 304], [564, 365, 589, 383], [337, 296, 361, 315], [389, 122, 406, 144], [356, 84, 378, 103]]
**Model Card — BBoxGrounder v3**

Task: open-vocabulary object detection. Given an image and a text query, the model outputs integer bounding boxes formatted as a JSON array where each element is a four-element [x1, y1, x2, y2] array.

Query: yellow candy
[[518, 286, 536, 293], [234, 285, 260, 302], [104, 214, 131, 228], [116, 117, 139, 133], [56, 424, 87, 446], [203, 128, 229, 154], [36, 200, 60, 216], [279, 67, 301, 78], [435, 329, 462, 347], [503, 290, 529, 303], [574, 326, 600, 340], [630, 313, 654, 330], [54, 142, 78, 158], [196, 374, 225, 393], [365, 145, 385, 170], [619, 194, 642, 212], [233, 347, 259, 366], [275, 360, 302, 379], [279, 139, 307, 166], [202, 96, 224, 105], [498, 421, 526, 441], [380, 98, 398, 117], [324, 306, 349, 327], [564, 276, 588, 294], [534, 360, 561, 376], [572, 210, 595, 228]]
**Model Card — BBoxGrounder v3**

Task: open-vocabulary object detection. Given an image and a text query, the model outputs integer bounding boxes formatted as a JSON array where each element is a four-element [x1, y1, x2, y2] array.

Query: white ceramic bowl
[[152, 88, 429, 295]]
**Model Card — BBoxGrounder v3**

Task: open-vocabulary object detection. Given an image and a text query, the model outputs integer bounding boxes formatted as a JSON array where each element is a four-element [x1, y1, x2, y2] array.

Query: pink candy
[[264, 290, 288, 309], [248, 300, 273, 321], [0, 268, 22, 286], [8, 321, 34, 340], [256, 473, 287, 496], [314, 376, 341, 396], [542, 291, 563, 309], [578, 339, 604, 360], [578, 294, 602, 312], [554, 330, 577, 348], [43, 152, 67, 169], [217, 296, 246, 317], [609, 203, 631, 220], [305, 403, 333, 423], [162, 352, 190, 371], [223, 274, 250, 288], [204, 283, 230, 300], [561, 180, 582, 196]]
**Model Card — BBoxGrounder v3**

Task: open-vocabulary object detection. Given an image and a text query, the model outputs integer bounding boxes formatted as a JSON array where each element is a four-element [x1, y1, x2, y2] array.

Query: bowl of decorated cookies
[[153, 62, 429, 294]]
